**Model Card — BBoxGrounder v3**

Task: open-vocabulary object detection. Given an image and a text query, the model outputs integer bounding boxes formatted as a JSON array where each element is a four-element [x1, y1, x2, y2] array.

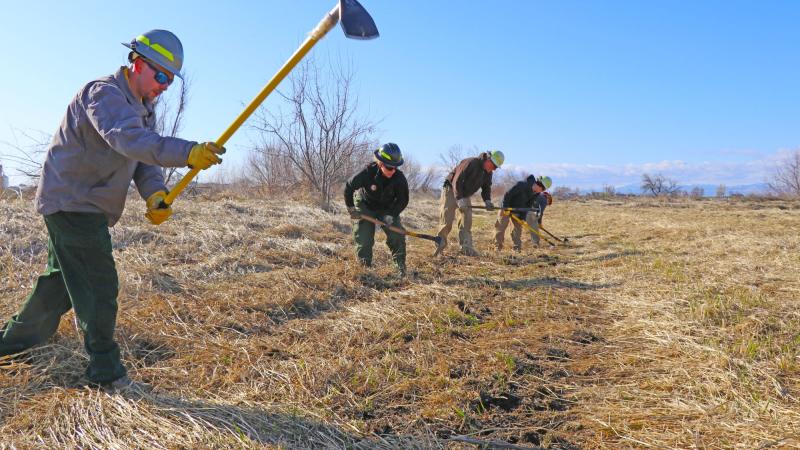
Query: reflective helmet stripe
[[136, 35, 175, 62], [380, 149, 394, 161]]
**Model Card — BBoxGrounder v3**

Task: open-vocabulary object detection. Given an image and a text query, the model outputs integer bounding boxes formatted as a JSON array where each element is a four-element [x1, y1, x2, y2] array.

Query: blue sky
[[1, 0, 799, 189]]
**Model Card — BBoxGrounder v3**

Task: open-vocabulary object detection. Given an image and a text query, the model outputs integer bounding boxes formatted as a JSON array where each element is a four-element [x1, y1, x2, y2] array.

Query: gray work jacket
[[35, 67, 195, 226]]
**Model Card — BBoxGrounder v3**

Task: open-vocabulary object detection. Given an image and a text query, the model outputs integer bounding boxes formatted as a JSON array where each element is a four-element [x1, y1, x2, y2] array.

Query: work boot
[[98, 375, 152, 395], [432, 237, 448, 256], [460, 247, 481, 257]]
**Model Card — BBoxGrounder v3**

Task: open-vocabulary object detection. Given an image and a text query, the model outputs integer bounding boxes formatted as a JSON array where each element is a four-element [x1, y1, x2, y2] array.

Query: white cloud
[[500, 149, 799, 189]]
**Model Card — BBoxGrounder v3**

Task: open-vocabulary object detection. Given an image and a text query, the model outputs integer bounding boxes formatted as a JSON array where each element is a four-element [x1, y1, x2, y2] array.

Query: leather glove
[[187, 142, 225, 170], [145, 190, 172, 225], [347, 206, 361, 220], [456, 197, 470, 210], [382, 215, 394, 225], [484, 200, 495, 211]]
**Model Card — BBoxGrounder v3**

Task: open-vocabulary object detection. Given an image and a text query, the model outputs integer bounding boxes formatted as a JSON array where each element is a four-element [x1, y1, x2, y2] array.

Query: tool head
[[339, 0, 380, 40], [432, 236, 445, 257]]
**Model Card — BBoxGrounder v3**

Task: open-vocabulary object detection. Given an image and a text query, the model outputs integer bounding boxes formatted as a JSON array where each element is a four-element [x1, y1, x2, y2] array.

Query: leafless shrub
[[716, 184, 726, 198], [438, 144, 485, 172], [492, 167, 528, 198], [553, 185, 580, 199], [250, 57, 376, 210], [690, 186, 704, 199], [641, 173, 681, 196], [244, 143, 300, 194], [402, 154, 440, 193], [768, 149, 800, 197], [0, 128, 50, 183], [154, 75, 191, 188], [603, 184, 616, 197]]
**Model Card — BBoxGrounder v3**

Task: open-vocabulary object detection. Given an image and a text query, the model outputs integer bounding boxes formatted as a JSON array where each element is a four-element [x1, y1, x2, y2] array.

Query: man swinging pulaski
[[0, 30, 224, 393]]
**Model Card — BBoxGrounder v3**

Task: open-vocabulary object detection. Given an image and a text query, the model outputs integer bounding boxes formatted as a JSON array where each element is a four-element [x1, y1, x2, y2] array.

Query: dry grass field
[[1, 192, 799, 449]]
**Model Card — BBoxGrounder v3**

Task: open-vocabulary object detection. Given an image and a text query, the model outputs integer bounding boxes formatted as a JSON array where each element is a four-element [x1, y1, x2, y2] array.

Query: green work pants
[[0, 212, 125, 383], [352, 203, 406, 273]]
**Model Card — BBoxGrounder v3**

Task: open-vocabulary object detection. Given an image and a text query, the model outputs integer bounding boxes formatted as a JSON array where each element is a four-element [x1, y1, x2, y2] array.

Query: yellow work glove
[[187, 142, 225, 170], [145, 190, 172, 225]]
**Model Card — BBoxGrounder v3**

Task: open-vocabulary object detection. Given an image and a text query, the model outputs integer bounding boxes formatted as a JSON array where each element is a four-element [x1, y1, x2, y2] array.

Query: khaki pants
[[494, 212, 523, 251], [436, 185, 476, 254]]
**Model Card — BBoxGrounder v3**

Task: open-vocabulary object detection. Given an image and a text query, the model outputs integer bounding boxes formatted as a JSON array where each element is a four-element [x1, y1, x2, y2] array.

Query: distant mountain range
[[611, 183, 769, 196]]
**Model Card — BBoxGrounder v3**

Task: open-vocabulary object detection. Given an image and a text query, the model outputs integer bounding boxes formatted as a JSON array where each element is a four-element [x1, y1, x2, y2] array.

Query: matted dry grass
[[1, 192, 798, 449]]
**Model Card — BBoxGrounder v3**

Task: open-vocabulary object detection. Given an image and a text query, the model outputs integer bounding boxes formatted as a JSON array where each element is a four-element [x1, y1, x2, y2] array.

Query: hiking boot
[[460, 247, 481, 257], [99, 376, 152, 395]]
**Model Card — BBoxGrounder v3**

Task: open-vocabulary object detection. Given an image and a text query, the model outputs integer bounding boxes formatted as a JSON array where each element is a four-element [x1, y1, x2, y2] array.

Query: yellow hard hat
[[489, 150, 504, 168], [537, 176, 552, 190]]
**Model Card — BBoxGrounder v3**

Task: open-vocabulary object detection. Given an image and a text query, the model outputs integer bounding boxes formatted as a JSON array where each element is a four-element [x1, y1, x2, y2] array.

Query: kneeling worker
[[344, 143, 409, 276]]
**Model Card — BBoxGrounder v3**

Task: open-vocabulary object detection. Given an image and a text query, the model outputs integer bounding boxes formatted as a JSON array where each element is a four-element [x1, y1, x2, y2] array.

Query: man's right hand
[[456, 197, 471, 210], [187, 142, 225, 170], [347, 207, 361, 220]]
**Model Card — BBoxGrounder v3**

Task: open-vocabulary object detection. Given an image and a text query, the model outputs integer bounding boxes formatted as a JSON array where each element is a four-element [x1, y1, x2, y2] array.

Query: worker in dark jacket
[[344, 143, 409, 276], [494, 174, 537, 251], [436, 150, 504, 256], [526, 176, 552, 246], [0, 30, 224, 393]]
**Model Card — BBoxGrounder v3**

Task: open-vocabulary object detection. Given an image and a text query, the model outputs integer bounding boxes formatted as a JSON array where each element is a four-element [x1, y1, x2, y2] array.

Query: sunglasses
[[141, 59, 174, 86], [381, 164, 397, 172]]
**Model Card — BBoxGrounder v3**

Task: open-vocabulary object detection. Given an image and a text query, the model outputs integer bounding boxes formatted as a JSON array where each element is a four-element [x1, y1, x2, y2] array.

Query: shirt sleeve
[[537, 195, 548, 217], [481, 173, 493, 202], [389, 176, 409, 216], [344, 168, 368, 207], [84, 82, 195, 168], [133, 162, 167, 201]]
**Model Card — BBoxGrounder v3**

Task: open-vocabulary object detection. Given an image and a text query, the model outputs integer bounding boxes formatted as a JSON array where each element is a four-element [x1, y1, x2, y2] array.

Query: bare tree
[[716, 184, 726, 198], [641, 173, 681, 196], [689, 186, 704, 198], [494, 168, 528, 196], [768, 150, 800, 197], [153, 76, 191, 187], [553, 185, 579, 199], [439, 144, 482, 171], [402, 154, 440, 193], [0, 128, 50, 183], [250, 57, 376, 209], [245, 143, 299, 193], [603, 184, 616, 197]]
